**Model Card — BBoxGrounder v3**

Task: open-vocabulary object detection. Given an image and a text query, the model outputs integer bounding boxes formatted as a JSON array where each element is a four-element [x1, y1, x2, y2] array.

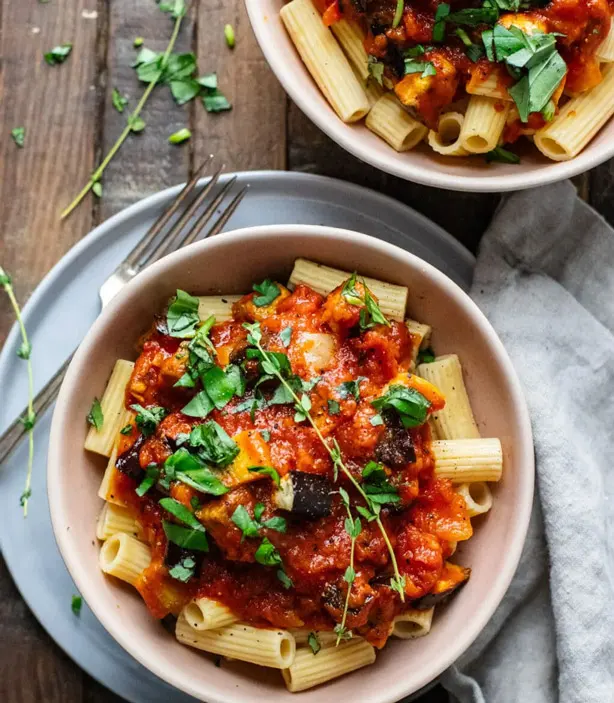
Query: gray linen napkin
[[439, 180, 614, 703]]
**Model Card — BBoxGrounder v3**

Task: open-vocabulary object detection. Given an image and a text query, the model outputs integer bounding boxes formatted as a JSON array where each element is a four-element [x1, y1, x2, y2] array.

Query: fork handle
[[0, 354, 73, 465]]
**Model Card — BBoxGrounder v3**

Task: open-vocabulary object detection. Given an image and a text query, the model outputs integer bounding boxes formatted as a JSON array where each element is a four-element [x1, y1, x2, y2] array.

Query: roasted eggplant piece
[[412, 564, 470, 610], [274, 471, 332, 519], [374, 424, 416, 467], [115, 434, 145, 480]]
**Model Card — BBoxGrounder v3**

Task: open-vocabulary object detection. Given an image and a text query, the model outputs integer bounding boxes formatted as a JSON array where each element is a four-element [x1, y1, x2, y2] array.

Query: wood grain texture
[[193, 0, 287, 171], [287, 103, 499, 254]]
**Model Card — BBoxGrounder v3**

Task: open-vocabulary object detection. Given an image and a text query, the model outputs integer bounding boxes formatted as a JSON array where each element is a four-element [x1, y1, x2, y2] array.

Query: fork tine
[[174, 176, 238, 249], [124, 155, 213, 268], [140, 163, 225, 266], [202, 186, 248, 239]]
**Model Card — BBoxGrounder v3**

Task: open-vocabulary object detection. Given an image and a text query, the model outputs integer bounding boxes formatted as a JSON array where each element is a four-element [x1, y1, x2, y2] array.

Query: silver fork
[[0, 157, 246, 464]]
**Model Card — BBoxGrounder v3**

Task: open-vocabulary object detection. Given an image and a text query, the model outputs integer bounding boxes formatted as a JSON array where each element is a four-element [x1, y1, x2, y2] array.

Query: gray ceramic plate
[[0, 171, 474, 702]]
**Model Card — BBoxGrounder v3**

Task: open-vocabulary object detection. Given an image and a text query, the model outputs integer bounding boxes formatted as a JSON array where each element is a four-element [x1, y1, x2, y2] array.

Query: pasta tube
[[282, 638, 375, 692], [405, 319, 432, 366], [182, 597, 238, 631], [280, 0, 369, 123], [391, 608, 434, 639], [456, 482, 493, 518], [417, 354, 480, 439], [97, 444, 127, 507], [84, 359, 134, 457], [331, 19, 369, 82], [365, 93, 428, 152], [197, 295, 241, 322], [597, 24, 614, 62], [176, 615, 296, 669], [288, 258, 408, 321], [431, 438, 503, 483], [99, 533, 151, 586], [96, 502, 140, 541], [460, 95, 510, 154], [428, 112, 469, 157], [534, 64, 614, 161]]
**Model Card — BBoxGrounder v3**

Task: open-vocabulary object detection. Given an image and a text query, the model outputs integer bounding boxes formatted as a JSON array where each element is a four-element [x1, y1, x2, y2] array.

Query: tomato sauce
[[110, 281, 471, 647]]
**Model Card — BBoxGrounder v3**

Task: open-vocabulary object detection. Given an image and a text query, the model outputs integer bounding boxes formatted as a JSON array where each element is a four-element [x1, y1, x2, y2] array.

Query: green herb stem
[[252, 338, 405, 602], [337, 500, 358, 644], [60, 11, 185, 219], [0, 266, 35, 517]]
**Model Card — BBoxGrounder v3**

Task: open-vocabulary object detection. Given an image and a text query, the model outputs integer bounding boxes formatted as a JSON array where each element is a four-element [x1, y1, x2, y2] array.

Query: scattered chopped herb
[[371, 384, 431, 428], [252, 279, 281, 307], [44, 42, 72, 66], [433, 3, 450, 41], [181, 391, 214, 418], [254, 502, 266, 521], [254, 537, 282, 566], [260, 430, 271, 442], [417, 348, 436, 364], [231, 505, 261, 540], [11, 127, 25, 148], [392, 0, 405, 28], [486, 146, 521, 164], [202, 88, 232, 113], [277, 569, 293, 589], [327, 399, 341, 415], [163, 520, 209, 551], [307, 631, 321, 655], [368, 57, 384, 86], [17, 340, 32, 360], [248, 465, 281, 486], [337, 377, 367, 400], [189, 420, 239, 466], [279, 326, 292, 348], [169, 555, 196, 582], [446, 7, 498, 26], [361, 461, 401, 505], [120, 424, 133, 435], [190, 496, 202, 511], [160, 497, 203, 529], [294, 393, 312, 423], [71, 595, 82, 616], [167, 289, 201, 338], [112, 88, 129, 113], [128, 115, 146, 132], [370, 413, 384, 426], [224, 23, 235, 48], [135, 465, 159, 497], [87, 398, 104, 431], [404, 59, 437, 77], [341, 274, 390, 330], [131, 404, 167, 436]]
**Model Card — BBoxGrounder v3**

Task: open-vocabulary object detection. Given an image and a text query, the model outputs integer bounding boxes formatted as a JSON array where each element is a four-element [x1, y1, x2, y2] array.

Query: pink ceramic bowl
[[245, 0, 614, 193], [48, 225, 534, 702]]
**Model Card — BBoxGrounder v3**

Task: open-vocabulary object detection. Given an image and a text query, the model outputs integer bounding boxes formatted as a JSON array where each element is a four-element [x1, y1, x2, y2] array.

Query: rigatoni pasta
[[86, 258, 503, 692], [280, 0, 613, 163]]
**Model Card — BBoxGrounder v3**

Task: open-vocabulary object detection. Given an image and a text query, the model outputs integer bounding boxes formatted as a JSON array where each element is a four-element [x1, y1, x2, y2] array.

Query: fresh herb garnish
[[254, 537, 282, 566], [341, 274, 390, 330], [112, 88, 129, 113], [169, 554, 196, 582], [164, 447, 229, 495], [486, 146, 521, 164], [135, 464, 159, 496], [371, 384, 431, 428], [308, 631, 321, 654], [327, 399, 341, 415], [336, 487, 362, 644], [128, 115, 146, 132], [71, 595, 83, 616], [277, 569, 293, 589], [188, 421, 239, 466], [370, 413, 384, 426], [248, 465, 281, 486], [159, 0, 187, 18], [87, 398, 104, 431], [260, 430, 271, 442], [134, 37, 144, 47], [392, 0, 405, 28], [367, 56, 385, 86], [44, 42, 72, 66], [361, 461, 401, 505], [404, 59, 437, 78], [337, 377, 367, 400], [446, 7, 498, 26], [167, 289, 201, 338], [417, 348, 436, 364], [11, 127, 25, 148], [432, 3, 450, 41], [231, 505, 261, 540], [224, 23, 235, 48], [279, 326, 292, 348], [181, 391, 214, 418], [252, 279, 281, 307], [163, 520, 209, 551], [131, 404, 167, 436], [169, 127, 191, 144], [120, 424, 133, 435]]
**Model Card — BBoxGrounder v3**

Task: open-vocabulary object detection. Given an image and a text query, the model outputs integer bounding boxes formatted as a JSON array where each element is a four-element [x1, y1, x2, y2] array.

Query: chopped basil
[[201, 364, 245, 410], [361, 461, 401, 505], [181, 391, 214, 418], [136, 465, 159, 496], [262, 516, 287, 533], [163, 520, 209, 551], [432, 3, 450, 41], [167, 289, 201, 338], [11, 127, 25, 148], [260, 430, 271, 442], [279, 326, 292, 348], [252, 279, 281, 307], [169, 127, 192, 143], [371, 384, 431, 428], [197, 73, 218, 90], [174, 371, 196, 388], [368, 57, 384, 86], [417, 348, 436, 364], [71, 595, 82, 616], [254, 502, 265, 521], [165, 447, 229, 495], [392, 0, 405, 28], [231, 505, 261, 540], [277, 569, 293, 589], [341, 274, 390, 329], [307, 631, 321, 654], [160, 497, 203, 529], [446, 7, 498, 26], [120, 424, 133, 435], [248, 465, 281, 487], [327, 399, 341, 415], [486, 146, 521, 164], [224, 23, 235, 48], [87, 398, 104, 431], [169, 555, 196, 582], [44, 42, 72, 65], [294, 393, 312, 423], [131, 404, 167, 436], [189, 421, 239, 466], [370, 413, 384, 426], [337, 377, 367, 401], [202, 89, 232, 113], [112, 88, 128, 113], [254, 537, 282, 566]]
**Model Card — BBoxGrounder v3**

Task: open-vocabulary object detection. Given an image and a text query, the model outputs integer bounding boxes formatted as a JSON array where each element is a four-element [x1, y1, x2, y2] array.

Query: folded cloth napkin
[[439, 180, 614, 703]]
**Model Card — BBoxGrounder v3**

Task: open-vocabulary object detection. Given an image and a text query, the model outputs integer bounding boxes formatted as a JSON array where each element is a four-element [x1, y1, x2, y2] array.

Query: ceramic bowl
[[245, 0, 614, 192], [48, 225, 534, 702]]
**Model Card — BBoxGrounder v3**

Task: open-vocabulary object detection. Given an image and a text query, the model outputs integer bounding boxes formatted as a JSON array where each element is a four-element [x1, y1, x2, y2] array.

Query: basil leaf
[[327, 399, 341, 415], [120, 424, 133, 435], [486, 146, 521, 164], [417, 348, 436, 364], [174, 371, 196, 388], [260, 430, 271, 442], [167, 289, 200, 338], [189, 421, 239, 466], [371, 384, 431, 428], [262, 516, 287, 533], [197, 73, 218, 90], [432, 3, 450, 41], [363, 287, 390, 327], [254, 537, 282, 566], [160, 497, 204, 530], [508, 75, 531, 122], [231, 505, 261, 540], [11, 127, 25, 148], [277, 569, 294, 590], [446, 7, 498, 26], [370, 413, 384, 426], [169, 555, 196, 582], [368, 57, 384, 86], [159, 0, 187, 18], [307, 632, 321, 654], [87, 398, 104, 431], [163, 520, 209, 551], [202, 89, 232, 113], [131, 404, 167, 436], [527, 50, 567, 113], [252, 279, 281, 307], [279, 326, 292, 348], [44, 42, 72, 65], [248, 465, 281, 487], [337, 377, 366, 400], [136, 465, 159, 496], [254, 502, 266, 521], [170, 79, 200, 105], [361, 461, 400, 505], [392, 0, 404, 28], [202, 365, 244, 410], [181, 391, 214, 418], [176, 468, 228, 496]]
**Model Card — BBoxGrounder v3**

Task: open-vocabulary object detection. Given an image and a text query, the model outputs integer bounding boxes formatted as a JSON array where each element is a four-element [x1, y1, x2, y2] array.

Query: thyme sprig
[[243, 322, 406, 620], [0, 266, 35, 516], [60, 8, 186, 219]]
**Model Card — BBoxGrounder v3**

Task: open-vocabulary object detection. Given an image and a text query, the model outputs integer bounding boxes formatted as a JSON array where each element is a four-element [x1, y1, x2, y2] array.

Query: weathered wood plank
[[193, 0, 287, 172], [287, 104, 499, 254], [589, 158, 614, 225], [0, 0, 99, 343], [96, 1, 196, 221]]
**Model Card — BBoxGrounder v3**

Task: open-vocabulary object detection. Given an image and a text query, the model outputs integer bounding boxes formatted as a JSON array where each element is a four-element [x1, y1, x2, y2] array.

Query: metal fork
[[0, 157, 246, 464]]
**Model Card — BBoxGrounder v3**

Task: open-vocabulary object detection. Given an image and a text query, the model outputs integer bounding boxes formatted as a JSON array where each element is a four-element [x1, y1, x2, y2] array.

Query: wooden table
[[0, 2, 612, 701]]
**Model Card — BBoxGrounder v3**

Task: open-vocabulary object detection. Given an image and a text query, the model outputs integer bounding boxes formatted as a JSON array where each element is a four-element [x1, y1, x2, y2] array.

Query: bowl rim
[[48, 224, 535, 702], [244, 0, 614, 193]]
